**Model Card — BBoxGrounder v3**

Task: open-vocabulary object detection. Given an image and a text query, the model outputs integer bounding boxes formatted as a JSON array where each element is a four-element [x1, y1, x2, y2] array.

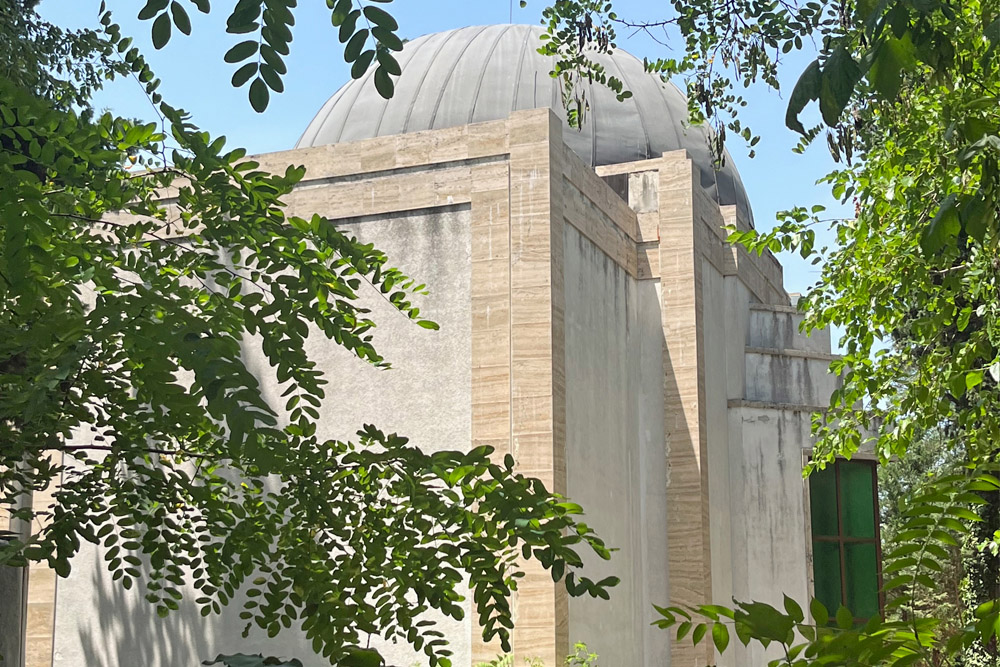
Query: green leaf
[[966, 369, 984, 391], [339, 9, 361, 43], [819, 47, 862, 126], [737, 601, 795, 641], [362, 5, 398, 30], [785, 59, 821, 134], [920, 193, 960, 255], [700, 604, 736, 620], [340, 647, 385, 667], [734, 620, 753, 646], [344, 28, 369, 63], [151, 11, 172, 49], [330, 0, 352, 26], [53, 558, 71, 577], [374, 66, 394, 99], [377, 50, 402, 76], [835, 605, 854, 629], [138, 0, 169, 20], [712, 621, 730, 653], [372, 26, 404, 52], [691, 622, 707, 645], [225, 40, 258, 64], [259, 65, 284, 93], [226, 0, 262, 32], [249, 77, 270, 112], [961, 193, 994, 242], [231, 62, 258, 87], [782, 594, 804, 623], [170, 1, 191, 35], [351, 50, 375, 80], [868, 32, 916, 100], [259, 44, 287, 73]]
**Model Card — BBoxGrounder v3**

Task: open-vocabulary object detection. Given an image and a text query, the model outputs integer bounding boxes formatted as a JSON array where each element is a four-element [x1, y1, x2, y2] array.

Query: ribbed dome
[[297, 25, 752, 222]]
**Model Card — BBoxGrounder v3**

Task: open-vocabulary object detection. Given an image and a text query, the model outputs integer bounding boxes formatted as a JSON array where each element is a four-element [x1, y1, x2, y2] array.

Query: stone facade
[[16, 108, 840, 667]]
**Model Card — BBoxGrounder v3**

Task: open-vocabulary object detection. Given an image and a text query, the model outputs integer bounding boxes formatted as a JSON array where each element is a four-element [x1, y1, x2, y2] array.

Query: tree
[[880, 431, 968, 665], [0, 3, 618, 666], [0, 0, 128, 112]]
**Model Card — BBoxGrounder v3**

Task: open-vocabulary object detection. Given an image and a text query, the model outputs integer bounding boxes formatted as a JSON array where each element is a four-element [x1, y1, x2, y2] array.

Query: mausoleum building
[[22, 24, 880, 667]]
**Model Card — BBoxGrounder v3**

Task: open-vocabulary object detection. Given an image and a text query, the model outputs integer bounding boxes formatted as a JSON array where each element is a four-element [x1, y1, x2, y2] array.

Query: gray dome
[[297, 25, 752, 222]]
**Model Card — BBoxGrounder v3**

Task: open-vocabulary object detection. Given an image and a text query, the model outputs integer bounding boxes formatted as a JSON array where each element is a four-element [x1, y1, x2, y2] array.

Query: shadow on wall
[[67, 209, 475, 667], [72, 554, 317, 667]]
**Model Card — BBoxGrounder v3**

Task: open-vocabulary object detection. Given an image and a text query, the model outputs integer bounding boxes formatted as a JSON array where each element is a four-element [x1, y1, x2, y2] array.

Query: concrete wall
[[51, 207, 473, 667], [726, 406, 812, 665], [743, 351, 839, 407], [722, 292, 838, 665], [561, 224, 669, 667], [747, 305, 830, 355], [702, 263, 734, 618]]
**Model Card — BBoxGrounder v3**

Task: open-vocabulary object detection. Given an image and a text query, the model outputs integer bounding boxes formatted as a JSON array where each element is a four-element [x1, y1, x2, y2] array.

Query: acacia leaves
[[539, 0, 827, 155], [330, 0, 403, 99], [133, 0, 404, 111], [692, 0, 1000, 660], [880, 470, 1000, 617], [223, 0, 295, 111], [536, 2, 628, 129], [137, 0, 200, 48]]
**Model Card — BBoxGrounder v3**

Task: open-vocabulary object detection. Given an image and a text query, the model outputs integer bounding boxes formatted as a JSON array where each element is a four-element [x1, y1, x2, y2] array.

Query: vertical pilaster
[[507, 109, 568, 667], [470, 159, 514, 664], [657, 154, 714, 667]]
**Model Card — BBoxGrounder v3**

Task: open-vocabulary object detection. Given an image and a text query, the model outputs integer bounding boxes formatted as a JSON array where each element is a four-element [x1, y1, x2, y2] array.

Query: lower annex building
[[20, 24, 881, 667]]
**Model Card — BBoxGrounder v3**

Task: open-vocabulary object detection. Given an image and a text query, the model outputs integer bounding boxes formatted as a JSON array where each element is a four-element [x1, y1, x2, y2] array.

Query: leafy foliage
[[879, 430, 967, 654], [552, 0, 1000, 473], [1, 2, 617, 665], [655, 466, 1000, 664], [535, 2, 630, 130], [537, 0, 828, 156], [132, 0, 404, 110], [0, 0, 128, 111]]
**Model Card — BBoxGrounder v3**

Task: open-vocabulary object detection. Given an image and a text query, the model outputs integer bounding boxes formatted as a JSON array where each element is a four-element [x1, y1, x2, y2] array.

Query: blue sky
[[42, 0, 848, 302]]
